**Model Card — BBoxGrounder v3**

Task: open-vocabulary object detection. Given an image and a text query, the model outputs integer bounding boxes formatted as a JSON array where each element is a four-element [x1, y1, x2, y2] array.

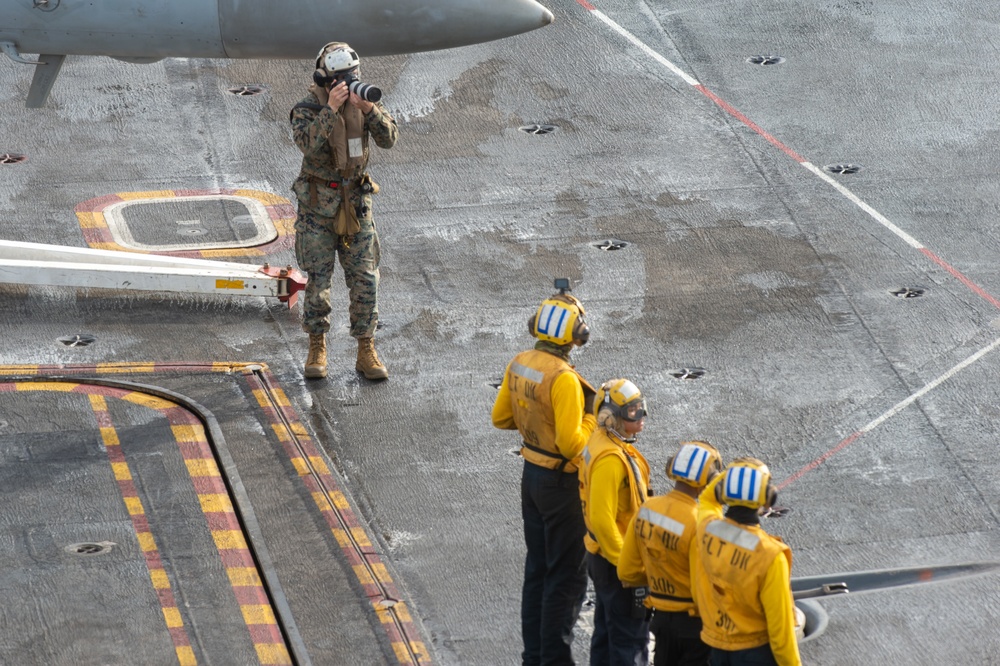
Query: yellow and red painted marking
[[1, 378, 292, 666], [128, 391, 292, 666], [0, 361, 258, 377], [244, 371, 430, 663], [74, 189, 295, 258], [89, 391, 198, 666], [0, 362, 430, 664]]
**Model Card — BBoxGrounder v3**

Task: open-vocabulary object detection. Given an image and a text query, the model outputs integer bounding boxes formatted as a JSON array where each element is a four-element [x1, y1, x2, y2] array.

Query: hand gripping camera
[[339, 73, 382, 103]]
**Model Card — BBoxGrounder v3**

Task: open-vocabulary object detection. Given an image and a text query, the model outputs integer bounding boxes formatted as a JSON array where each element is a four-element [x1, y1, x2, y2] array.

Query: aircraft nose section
[[520, 0, 554, 27], [219, 0, 556, 60], [475, 0, 554, 41], [362, 0, 555, 56]]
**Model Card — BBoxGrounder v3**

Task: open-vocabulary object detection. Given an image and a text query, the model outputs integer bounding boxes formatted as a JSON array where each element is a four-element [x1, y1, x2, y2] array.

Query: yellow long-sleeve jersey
[[618, 490, 700, 613], [579, 429, 650, 566], [690, 477, 801, 665], [491, 349, 596, 471]]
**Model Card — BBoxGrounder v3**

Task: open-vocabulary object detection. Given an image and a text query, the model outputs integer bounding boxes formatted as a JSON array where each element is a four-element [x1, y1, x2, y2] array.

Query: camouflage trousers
[[294, 206, 381, 338]]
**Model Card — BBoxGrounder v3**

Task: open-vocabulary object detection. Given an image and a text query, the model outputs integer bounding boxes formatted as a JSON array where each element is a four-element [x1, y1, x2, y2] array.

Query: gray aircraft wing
[[792, 562, 1000, 600], [0, 0, 553, 107]]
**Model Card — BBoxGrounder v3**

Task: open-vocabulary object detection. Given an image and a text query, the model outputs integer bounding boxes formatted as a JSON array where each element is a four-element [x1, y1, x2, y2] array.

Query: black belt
[[522, 441, 568, 460], [522, 441, 572, 473], [649, 591, 693, 603]]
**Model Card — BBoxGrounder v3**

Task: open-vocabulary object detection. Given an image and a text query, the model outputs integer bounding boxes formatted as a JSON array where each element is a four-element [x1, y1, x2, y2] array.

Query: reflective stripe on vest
[[581, 430, 651, 558], [705, 519, 761, 551], [638, 506, 685, 538], [625, 453, 649, 504], [511, 362, 545, 385]]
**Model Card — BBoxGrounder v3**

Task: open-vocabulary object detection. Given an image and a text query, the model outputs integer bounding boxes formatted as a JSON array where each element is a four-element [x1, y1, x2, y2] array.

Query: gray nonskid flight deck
[[3, 0, 1000, 664]]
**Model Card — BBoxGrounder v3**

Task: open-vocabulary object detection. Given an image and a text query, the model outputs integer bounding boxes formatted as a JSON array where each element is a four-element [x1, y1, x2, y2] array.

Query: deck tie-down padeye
[[0, 240, 306, 307]]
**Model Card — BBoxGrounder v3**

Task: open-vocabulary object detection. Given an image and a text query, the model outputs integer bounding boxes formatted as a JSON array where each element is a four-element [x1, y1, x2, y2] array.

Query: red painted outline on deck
[[694, 85, 807, 163], [74, 189, 295, 259]]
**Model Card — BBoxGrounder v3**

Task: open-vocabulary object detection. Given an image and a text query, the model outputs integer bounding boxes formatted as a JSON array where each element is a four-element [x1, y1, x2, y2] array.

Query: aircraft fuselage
[[1, 0, 553, 59]]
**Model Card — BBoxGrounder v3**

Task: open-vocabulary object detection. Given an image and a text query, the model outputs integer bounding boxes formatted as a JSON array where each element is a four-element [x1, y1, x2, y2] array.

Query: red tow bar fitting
[[260, 264, 308, 309]]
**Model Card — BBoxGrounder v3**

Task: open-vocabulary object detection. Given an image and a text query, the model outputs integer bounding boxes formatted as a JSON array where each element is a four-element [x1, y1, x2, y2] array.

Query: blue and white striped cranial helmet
[[529, 294, 589, 346], [666, 441, 722, 488], [719, 457, 775, 509]]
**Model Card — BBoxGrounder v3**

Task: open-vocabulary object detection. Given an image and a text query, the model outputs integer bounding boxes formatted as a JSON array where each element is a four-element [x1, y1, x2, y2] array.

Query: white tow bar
[[0, 240, 306, 308]]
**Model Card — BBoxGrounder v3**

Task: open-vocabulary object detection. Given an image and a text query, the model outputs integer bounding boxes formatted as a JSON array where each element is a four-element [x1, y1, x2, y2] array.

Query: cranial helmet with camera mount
[[594, 378, 647, 422], [527, 279, 590, 347], [528, 295, 589, 346], [717, 457, 777, 510], [666, 441, 722, 488], [314, 42, 360, 88]]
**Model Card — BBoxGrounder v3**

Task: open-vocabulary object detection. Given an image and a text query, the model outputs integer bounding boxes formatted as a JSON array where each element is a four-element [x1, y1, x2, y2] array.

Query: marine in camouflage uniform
[[290, 42, 398, 379]]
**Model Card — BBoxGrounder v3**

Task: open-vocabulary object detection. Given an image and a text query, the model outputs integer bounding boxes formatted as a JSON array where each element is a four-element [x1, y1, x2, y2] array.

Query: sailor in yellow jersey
[[618, 441, 724, 666], [492, 280, 597, 666], [579, 378, 651, 665], [690, 458, 801, 666]]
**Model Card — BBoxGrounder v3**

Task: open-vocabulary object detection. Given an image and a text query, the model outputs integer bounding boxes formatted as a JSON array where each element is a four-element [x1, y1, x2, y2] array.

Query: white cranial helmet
[[317, 43, 359, 75]]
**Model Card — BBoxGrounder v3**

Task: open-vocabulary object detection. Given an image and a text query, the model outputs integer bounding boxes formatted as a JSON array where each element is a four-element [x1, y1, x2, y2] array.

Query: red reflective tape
[[175, 441, 210, 458], [776, 431, 863, 490], [219, 549, 257, 568], [920, 247, 1000, 310], [695, 85, 807, 163], [144, 550, 164, 569], [191, 476, 228, 494], [168, 626, 192, 645]]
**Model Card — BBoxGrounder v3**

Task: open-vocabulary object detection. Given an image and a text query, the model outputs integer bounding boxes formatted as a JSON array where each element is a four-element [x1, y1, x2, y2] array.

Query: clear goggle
[[622, 399, 647, 422]]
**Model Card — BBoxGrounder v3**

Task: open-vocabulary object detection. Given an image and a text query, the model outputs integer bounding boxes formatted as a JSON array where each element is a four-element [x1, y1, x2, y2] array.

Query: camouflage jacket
[[291, 92, 399, 219], [290, 90, 397, 183]]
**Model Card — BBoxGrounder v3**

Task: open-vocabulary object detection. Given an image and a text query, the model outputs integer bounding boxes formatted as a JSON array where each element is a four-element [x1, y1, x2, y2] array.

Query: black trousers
[[649, 609, 709, 666], [588, 552, 650, 666], [521, 461, 588, 666], [709, 644, 778, 666]]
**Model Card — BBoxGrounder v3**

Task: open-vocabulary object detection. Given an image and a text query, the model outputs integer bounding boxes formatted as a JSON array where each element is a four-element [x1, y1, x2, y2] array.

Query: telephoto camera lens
[[345, 77, 382, 103]]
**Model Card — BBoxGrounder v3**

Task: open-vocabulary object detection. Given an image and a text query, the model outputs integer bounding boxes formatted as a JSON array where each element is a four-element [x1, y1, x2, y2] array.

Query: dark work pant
[[588, 552, 650, 666], [709, 645, 778, 666], [649, 609, 709, 666], [521, 461, 588, 666]]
